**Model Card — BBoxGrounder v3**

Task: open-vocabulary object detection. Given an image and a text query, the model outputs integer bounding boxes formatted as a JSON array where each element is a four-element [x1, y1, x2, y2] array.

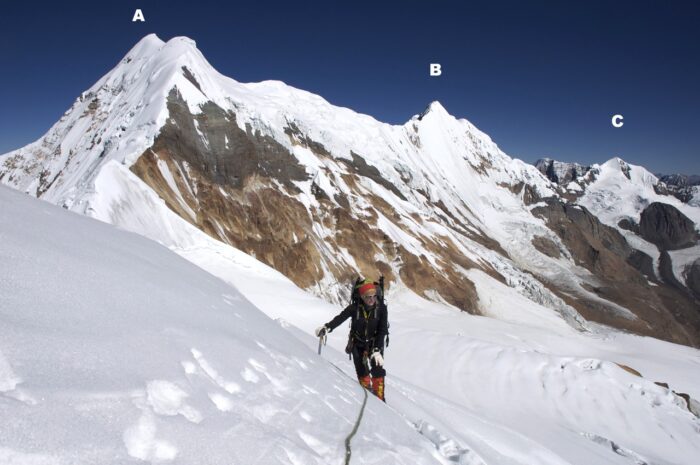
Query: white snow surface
[[2, 185, 700, 465], [0, 185, 444, 465]]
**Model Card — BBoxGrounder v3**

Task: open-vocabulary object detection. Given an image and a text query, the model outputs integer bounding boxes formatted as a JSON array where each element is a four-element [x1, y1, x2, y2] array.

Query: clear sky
[[1, 0, 698, 174]]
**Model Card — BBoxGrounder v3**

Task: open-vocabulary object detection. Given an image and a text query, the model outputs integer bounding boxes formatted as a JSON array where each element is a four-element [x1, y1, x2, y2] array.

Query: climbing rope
[[344, 385, 369, 465]]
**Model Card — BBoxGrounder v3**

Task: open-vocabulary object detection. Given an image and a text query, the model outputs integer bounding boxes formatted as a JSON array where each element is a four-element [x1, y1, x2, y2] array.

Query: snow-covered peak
[[594, 157, 658, 189], [579, 156, 700, 233], [122, 33, 166, 61], [119, 34, 201, 70], [0, 34, 232, 209], [416, 100, 449, 120]]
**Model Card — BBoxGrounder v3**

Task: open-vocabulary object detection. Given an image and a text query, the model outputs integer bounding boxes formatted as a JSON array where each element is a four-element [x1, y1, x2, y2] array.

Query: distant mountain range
[[535, 158, 700, 205], [656, 174, 700, 187]]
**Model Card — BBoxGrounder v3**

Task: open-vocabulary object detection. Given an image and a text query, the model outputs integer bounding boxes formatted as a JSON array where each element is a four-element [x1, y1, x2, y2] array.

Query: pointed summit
[[417, 100, 449, 120]]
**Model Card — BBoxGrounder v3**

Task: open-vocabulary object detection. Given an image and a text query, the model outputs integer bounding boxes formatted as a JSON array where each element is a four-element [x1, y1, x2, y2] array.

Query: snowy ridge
[[1, 34, 581, 325], [0, 34, 225, 211]]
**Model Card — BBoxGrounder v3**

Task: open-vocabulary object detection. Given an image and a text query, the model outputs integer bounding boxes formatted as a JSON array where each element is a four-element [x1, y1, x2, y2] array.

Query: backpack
[[345, 276, 390, 355]]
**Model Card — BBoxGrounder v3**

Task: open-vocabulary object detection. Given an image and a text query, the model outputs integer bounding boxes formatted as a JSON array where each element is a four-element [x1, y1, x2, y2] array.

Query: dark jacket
[[326, 301, 388, 351]]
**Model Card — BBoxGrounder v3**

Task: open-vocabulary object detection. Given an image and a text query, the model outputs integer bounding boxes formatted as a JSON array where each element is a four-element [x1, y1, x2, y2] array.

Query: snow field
[[0, 185, 446, 465]]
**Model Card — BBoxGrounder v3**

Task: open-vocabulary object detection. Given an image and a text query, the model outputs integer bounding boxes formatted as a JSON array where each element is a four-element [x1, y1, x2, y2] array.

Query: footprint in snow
[[146, 380, 202, 424], [0, 351, 21, 393], [241, 367, 260, 384], [248, 358, 267, 372], [189, 348, 242, 394], [123, 410, 178, 462], [208, 392, 234, 412], [294, 358, 310, 371]]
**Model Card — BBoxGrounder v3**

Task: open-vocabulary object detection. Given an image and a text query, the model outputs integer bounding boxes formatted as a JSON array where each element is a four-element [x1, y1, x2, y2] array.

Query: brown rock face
[[639, 202, 697, 251], [533, 200, 700, 347], [130, 86, 484, 310], [154, 88, 308, 191], [531, 236, 561, 259]]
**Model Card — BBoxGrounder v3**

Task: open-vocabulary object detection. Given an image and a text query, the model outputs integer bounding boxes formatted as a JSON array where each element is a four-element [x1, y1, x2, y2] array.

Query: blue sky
[[1, 0, 698, 173]]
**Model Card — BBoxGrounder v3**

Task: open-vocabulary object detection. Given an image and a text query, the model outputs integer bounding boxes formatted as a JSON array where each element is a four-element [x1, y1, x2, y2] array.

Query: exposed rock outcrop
[[535, 158, 591, 185], [686, 259, 700, 300], [615, 364, 700, 418], [617, 218, 640, 234], [639, 202, 697, 251], [531, 235, 561, 259], [626, 250, 655, 281]]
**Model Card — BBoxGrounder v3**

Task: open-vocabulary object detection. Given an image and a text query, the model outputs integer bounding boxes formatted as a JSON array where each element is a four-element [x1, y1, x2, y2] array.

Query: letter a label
[[133, 9, 146, 22], [430, 64, 442, 76]]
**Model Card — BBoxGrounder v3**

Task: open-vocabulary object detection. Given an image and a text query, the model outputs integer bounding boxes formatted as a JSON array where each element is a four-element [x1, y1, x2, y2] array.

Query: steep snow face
[[0, 184, 446, 465]]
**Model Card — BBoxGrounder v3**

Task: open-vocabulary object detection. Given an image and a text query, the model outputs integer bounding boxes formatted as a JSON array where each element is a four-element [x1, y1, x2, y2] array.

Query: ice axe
[[317, 328, 327, 355]]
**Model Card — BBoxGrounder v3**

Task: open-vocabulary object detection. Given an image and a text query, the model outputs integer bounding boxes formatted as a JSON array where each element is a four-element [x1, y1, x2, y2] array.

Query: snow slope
[[2, 181, 700, 464], [0, 185, 445, 465]]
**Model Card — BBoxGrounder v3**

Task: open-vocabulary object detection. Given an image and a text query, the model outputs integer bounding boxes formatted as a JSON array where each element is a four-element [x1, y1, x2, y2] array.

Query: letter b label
[[430, 64, 442, 76]]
